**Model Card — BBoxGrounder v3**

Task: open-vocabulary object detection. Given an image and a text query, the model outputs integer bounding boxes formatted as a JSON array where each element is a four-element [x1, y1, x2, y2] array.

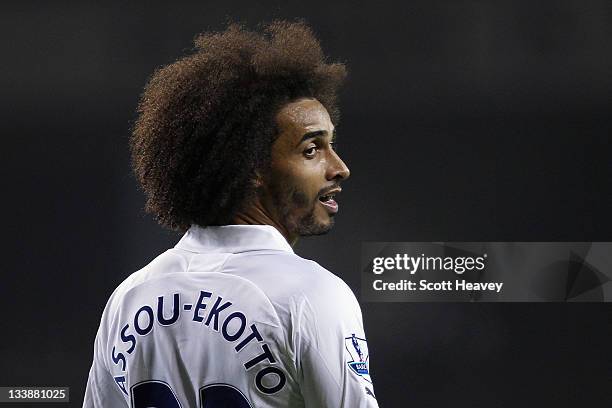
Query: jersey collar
[[175, 224, 294, 254]]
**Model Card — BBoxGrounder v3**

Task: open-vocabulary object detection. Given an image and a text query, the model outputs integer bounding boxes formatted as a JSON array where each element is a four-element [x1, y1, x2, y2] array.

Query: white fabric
[[83, 225, 378, 407]]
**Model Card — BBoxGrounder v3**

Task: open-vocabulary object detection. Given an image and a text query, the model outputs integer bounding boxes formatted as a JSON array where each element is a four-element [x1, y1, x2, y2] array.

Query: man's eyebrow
[[297, 129, 336, 146]]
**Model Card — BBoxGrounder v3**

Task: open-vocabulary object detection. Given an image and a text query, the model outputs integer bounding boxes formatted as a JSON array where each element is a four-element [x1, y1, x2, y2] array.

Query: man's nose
[[326, 150, 350, 181]]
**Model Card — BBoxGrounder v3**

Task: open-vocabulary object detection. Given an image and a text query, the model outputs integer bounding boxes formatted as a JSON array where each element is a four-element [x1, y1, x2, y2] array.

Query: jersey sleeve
[[295, 272, 379, 407], [83, 327, 128, 408]]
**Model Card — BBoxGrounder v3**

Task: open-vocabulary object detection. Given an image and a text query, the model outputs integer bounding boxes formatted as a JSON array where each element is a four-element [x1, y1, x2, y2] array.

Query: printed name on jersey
[[344, 334, 372, 384], [110, 290, 286, 396]]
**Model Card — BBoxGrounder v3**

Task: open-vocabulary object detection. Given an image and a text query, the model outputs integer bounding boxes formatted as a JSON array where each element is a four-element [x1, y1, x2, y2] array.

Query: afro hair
[[131, 20, 347, 231]]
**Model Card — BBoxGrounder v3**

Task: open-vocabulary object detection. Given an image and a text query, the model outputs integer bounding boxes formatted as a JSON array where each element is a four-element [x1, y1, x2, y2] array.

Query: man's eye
[[330, 141, 338, 151], [304, 146, 317, 157]]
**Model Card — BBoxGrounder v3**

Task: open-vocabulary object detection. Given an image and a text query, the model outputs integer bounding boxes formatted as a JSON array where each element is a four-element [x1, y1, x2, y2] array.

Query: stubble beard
[[267, 181, 334, 237]]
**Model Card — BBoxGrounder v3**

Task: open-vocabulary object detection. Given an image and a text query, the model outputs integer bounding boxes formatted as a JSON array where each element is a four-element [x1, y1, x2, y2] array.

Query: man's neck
[[233, 203, 298, 246]]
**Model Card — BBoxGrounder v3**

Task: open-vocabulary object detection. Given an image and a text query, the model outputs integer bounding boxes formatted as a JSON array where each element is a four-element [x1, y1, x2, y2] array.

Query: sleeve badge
[[344, 334, 372, 384]]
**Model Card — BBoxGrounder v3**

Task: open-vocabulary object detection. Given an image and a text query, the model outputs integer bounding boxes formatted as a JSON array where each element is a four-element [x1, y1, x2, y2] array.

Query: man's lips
[[318, 187, 341, 214], [319, 198, 338, 214]]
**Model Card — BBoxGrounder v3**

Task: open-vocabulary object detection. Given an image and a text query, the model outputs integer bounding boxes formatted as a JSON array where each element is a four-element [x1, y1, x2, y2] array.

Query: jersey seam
[[299, 295, 344, 393]]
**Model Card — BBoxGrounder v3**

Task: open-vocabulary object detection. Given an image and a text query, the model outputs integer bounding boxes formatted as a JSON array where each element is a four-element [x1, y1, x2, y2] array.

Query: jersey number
[[131, 380, 253, 407]]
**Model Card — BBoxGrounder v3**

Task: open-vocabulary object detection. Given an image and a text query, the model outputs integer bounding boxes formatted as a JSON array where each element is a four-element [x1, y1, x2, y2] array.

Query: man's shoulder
[[229, 250, 357, 314], [231, 250, 348, 291]]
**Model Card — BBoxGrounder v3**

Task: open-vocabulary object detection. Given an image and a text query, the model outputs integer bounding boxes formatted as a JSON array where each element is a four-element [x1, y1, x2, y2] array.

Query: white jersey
[[83, 225, 378, 407]]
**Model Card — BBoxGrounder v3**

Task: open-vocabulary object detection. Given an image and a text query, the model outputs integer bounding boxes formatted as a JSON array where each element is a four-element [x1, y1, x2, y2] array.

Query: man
[[84, 21, 378, 407]]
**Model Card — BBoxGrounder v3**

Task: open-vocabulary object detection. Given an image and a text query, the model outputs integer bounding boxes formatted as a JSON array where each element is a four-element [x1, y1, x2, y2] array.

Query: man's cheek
[[289, 188, 310, 207]]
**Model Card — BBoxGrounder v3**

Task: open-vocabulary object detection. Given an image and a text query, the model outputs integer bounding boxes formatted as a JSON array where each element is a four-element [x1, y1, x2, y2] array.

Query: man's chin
[[294, 215, 335, 237]]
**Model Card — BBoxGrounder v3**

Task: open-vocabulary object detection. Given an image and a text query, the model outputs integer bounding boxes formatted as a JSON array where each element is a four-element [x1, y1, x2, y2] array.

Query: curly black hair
[[130, 20, 347, 232]]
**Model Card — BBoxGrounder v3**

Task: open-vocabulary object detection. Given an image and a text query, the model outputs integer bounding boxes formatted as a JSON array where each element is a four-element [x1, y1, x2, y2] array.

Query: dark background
[[2, 1, 611, 406]]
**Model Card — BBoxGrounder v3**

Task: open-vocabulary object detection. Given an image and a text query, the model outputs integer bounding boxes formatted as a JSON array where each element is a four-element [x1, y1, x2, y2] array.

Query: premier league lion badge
[[345, 334, 372, 383]]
